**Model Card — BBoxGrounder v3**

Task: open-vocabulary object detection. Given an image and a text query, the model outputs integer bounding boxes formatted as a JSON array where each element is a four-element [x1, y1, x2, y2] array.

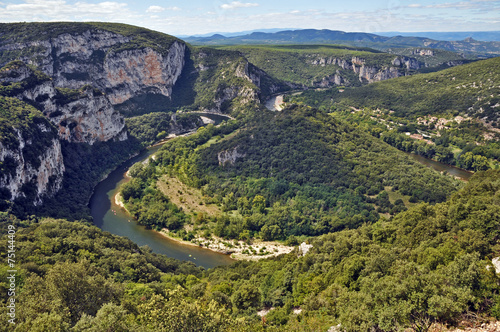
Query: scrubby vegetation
[[219, 45, 394, 87], [1, 170, 499, 331], [294, 57, 500, 124], [120, 106, 460, 243], [125, 112, 203, 147], [288, 57, 500, 171]]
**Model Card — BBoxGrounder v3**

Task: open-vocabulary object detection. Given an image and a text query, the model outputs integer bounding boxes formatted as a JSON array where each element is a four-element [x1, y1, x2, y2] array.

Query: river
[[407, 153, 473, 181], [89, 113, 235, 269], [89, 112, 472, 269]]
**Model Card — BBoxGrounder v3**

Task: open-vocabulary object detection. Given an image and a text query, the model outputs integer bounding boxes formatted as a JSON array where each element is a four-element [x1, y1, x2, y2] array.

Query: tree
[[232, 283, 261, 310], [252, 195, 266, 214]]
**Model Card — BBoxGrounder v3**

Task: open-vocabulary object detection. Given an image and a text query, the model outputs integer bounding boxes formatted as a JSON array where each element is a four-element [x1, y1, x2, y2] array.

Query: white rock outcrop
[[0, 129, 64, 205], [218, 147, 246, 166], [307, 55, 421, 86], [0, 30, 186, 106], [298, 242, 313, 257], [0, 62, 127, 144]]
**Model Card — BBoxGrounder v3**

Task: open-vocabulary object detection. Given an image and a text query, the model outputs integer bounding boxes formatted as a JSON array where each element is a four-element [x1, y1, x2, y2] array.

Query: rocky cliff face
[[192, 50, 278, 113], [0, 31, 186, 107], [0, 61, 127, 144], [53, 87, 127, 144], [218, 147, 245, 166], [0, 109, 64, 206], [307, 55, 420, 86]]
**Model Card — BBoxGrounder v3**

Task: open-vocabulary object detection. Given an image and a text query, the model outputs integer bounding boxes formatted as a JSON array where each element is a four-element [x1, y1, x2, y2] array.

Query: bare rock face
[[53, 87, 127, 144], [0, 30, 186, 107], [218, 147, 245, 166], [102, 43, 186, 104], [0, 125, 64, 206], [307, 55, 421, 87], [0, 62, 127, 144]]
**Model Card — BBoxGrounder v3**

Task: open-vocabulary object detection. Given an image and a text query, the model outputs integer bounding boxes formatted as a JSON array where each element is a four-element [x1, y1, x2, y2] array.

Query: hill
[[120, 106, 461, 243], [0, 22, 280, 117], [185, 28, 500, 58], [303, 57, 500, 124], [1, 170, 499, 331], [219, 45, 470, 89], [288, 57, 500, 173], [0, 22, 282, 218]]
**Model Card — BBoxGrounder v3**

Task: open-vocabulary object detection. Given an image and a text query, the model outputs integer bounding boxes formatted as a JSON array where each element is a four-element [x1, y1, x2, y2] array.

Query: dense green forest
[[120, 106, 460, 243], [125, 112, 204, 147], [1, 170, 499, 331]]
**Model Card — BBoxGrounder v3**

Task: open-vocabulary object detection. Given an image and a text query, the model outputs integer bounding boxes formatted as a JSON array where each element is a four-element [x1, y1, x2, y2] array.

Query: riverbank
[[157, 228, 295, 261], [115, 191, 293, 261]]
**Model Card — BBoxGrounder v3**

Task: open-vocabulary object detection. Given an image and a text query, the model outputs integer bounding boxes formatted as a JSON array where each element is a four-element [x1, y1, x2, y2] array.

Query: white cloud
[[146, 5, 165, 13], [403, 0, 499, 10], [220, 1, 258, 10], [146, 5, 180, 13], [0, 0, 133, 21]]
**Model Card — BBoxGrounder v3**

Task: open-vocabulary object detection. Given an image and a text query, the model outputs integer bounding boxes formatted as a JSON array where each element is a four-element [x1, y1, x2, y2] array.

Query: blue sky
[[0, 0, 498, 36]]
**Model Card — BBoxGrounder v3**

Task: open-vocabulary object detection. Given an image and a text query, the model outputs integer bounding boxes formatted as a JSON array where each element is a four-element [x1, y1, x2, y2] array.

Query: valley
[[0, 22, 499, 332]]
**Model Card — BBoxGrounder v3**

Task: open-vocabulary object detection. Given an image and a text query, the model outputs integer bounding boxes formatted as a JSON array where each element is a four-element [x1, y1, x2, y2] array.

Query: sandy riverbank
[[115, 192, 294, 261], [114, 192, 127, 210], [157, 228, 295, 261]]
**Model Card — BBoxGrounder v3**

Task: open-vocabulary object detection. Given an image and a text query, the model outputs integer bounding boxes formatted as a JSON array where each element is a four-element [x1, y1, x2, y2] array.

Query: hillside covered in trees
[[119, 106, 461, 244], [1, 170, 499, 331]]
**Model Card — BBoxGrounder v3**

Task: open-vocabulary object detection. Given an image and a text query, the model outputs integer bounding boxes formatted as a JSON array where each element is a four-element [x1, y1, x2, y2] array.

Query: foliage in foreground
[[0, 170, 499, 331]]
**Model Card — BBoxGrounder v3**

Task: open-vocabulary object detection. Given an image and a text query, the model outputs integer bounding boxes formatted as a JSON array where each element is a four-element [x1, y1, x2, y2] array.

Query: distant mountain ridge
[[184, 29, 500, 57], [378, 31, 500, 42]]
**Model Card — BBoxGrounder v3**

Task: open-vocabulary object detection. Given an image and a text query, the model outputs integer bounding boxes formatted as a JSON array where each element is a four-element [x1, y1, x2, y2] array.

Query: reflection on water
[[408, 153, 473, 181]]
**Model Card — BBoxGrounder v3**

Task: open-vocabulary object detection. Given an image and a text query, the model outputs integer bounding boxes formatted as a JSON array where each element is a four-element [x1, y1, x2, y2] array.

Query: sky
[[0, 0, 498, 37]]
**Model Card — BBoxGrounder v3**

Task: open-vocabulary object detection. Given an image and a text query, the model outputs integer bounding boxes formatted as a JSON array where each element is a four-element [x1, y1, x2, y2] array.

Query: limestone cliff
[[0, 26, 186, 108], [307, 55, 421, 86], [0, 61, 127, 144], [0, 97, 64, 206], [191, 49, 279, 114]]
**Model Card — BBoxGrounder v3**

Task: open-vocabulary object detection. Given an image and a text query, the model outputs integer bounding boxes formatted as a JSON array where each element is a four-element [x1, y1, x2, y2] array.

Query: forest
[[0, 21, 499, 332], [0, 170, 499, 331], [119, 105, 461, 244]]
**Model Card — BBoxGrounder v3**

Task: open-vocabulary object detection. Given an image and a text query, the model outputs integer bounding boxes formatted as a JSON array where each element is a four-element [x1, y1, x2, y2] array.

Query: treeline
[[124, 106, 460, 242], [1, 170, 499, 331], [205, 170, 500, 331], [381, 131, 490, 171]]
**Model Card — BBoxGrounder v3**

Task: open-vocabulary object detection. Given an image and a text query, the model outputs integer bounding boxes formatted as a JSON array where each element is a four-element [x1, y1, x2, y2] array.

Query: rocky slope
[[219, 45, 427, 89], [0, 22, 278, 117], [0, 60, 127, 144], [0, 97, 64, 206], [309, 55, 421, 86], [0, 22, 278, 212], [0, 23, 186, 109]]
